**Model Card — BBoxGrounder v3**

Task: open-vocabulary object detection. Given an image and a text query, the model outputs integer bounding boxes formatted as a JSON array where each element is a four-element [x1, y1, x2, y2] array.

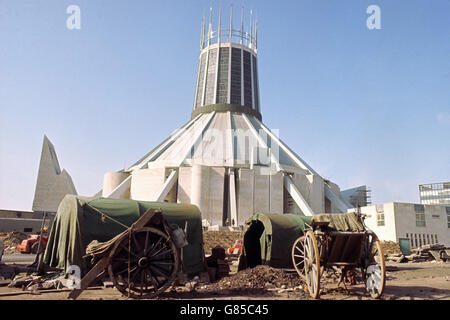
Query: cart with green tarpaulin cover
[[43, 195, 205, 299], [238, 211, 386, 299], [238, 213, 312, 270]]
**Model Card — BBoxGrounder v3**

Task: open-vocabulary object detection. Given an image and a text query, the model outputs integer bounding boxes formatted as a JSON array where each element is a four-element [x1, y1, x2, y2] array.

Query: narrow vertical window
[[216, 48, 229, 104], [196, 53, 207, 107], [376, 212, 385, 226], [243, 51, 252, 108], [204, 48, 218, 105], [230, 48, 241, 105]]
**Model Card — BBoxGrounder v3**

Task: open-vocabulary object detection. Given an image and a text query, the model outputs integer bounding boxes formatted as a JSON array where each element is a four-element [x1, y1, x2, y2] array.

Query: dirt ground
[[1, 232, 448, 300], [0, 260, 448, 300]]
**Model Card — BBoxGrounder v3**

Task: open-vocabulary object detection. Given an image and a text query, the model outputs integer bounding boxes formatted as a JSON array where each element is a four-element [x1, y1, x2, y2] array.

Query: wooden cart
[[291, 213, 385, 299], [68, 209, 182, 299]]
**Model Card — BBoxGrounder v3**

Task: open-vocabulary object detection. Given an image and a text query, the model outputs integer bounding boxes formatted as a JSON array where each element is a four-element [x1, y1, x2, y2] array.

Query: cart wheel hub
[[138, 257, 149, 268]]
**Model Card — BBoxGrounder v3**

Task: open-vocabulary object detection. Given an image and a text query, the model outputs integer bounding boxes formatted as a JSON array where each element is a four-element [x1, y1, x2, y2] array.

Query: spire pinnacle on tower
[[199, 5, 257, 53], [240, 5, 244, 45], [200, 15, 205, 50], [193, 6, 261, 120], [249, 10, 252, 48], [229, 5, 233, 42], [255, 16, 258, 49], [208, 7, 212, 47], [217, 6, 221, 44]]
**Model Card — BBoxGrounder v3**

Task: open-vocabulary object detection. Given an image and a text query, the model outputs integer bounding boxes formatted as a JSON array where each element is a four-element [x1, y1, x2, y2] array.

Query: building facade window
[[447, 207, 450, 228], [242, 50, 252, 108], [195, 53, 207, 107], [252, 56, 259, 112], [204, 48, 218, 106], [419, 182, 450, 205], [216, 48, 229, 104], [414, 204, 426, 227], [230, 48, 242, 105], [416, 213, 426, 227], [376, 212, 385, 226]]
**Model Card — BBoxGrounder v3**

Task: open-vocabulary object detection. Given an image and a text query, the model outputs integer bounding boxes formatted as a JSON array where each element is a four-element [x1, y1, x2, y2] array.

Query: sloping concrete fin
[[93, 189, 103, 197], [324, 185, 351, 213], [256, 118, 318, 175], [177, 112, 216, 167], [155, 170, 178, 202], [284, 175, 315, 216], [129, 114, 203, 170], [242, 113, 281, 172], [105, 176, 131, 199], [32, 135, 77, 212]]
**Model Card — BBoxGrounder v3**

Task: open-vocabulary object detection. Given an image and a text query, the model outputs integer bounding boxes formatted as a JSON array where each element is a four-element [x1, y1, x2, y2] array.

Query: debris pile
[[0, 232, 28, 254], [381, 241, 402, 255], [203, 231, 243, 254], [385, 243, 449, 263], [197, 265, 305, 295], [8, 272, 65, 290]]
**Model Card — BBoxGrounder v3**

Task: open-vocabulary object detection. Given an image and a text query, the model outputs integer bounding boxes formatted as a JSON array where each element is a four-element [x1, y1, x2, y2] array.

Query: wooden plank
[[0, 286, 103, 298], [67, 255, 110, 300]]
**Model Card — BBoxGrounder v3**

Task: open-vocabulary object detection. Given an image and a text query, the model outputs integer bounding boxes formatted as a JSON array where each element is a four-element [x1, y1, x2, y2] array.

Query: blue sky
[[0, 0, 449, 211]]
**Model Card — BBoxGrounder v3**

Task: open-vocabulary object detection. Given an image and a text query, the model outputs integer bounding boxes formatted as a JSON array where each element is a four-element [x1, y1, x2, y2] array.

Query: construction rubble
[[381, 241, 402, 255], [0, 232, 28, 255], [189, 265, 305, 296], [384, 243, 449, 263], [203, 230, 243, 254]]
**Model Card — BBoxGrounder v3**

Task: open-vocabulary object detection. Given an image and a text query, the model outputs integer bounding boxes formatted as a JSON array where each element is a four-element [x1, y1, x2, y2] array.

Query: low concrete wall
[[0, 209, 34, 219], [0, 218, 54, 233]]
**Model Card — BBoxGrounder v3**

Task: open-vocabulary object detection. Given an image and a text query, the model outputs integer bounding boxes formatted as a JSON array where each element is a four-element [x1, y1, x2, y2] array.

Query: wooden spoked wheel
[[364, 236, 386, 299], [108, 227, 179, 299], [292, 231, 320, 299], [292, 235, 306, 280], [304, 231, 321, 299]]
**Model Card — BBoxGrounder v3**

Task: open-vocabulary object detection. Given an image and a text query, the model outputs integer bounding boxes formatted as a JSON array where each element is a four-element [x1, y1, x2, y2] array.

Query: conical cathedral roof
[[128, 111, 316, 176], [102, 8, 352, 221]]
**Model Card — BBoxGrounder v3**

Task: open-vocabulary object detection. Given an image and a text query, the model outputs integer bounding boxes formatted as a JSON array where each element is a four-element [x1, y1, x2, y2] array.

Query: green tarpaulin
[[238, 213, 312, 270], [310, 211, 365, 231], [238, 211, 366, 270], [43, 195, 204, 276]]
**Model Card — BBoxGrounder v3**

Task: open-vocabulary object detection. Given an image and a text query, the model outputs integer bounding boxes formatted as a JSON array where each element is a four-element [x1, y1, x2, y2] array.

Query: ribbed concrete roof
[[128, 111, 318, 177]]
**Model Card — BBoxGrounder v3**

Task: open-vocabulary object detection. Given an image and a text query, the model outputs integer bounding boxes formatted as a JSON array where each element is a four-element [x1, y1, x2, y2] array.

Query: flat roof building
[[419, 182, 450, 206], [358, 202, 450, 247]]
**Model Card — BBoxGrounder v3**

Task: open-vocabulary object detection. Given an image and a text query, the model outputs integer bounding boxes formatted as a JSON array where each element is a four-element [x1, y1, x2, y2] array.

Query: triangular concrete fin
[[32, 135, 77, 212]]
